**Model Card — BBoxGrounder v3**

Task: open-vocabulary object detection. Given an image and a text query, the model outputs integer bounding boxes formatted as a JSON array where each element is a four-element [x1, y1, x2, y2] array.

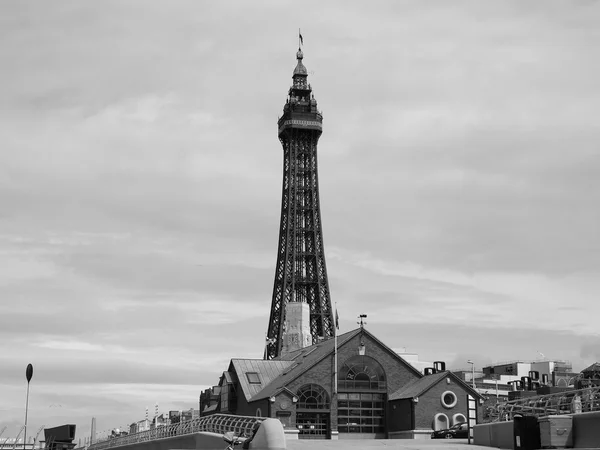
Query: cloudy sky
[[1, 0, 599, 442]]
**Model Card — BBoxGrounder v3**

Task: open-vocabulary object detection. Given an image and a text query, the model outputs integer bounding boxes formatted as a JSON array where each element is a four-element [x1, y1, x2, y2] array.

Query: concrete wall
[[473, 421, 514, 449], [492, 421, 514, 450], [474, 412, 600, 450], [103, 432, 236, 450], [249, 419, 286, 450], [572, 411, 600, 448]]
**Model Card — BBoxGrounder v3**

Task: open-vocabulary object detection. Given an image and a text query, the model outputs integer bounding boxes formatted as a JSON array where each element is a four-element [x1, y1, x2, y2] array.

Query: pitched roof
[[389, 370, 482, 400], [581, 362, 600, 373], [249, 327, 424, 402], [249, 329, 363, 402], [230, 359, 294, 401]]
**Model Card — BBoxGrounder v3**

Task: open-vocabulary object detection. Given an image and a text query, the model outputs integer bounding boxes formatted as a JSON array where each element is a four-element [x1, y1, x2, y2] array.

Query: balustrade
[[88, 415, 261, 450], [488, 386, 600, 422]]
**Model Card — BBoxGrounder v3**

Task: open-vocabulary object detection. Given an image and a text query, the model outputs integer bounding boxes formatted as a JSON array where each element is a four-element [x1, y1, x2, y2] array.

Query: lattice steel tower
[[265, 47, 334, 360]]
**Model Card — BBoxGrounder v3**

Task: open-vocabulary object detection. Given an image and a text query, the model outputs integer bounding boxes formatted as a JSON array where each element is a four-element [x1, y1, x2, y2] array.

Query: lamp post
[[24, 364, 33, 450], [467, 360, 475, 389]]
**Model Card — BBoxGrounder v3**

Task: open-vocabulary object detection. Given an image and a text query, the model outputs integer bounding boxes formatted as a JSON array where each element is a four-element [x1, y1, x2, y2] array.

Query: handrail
[[88, 415, 261, 450], [487, 386, 600, 422]]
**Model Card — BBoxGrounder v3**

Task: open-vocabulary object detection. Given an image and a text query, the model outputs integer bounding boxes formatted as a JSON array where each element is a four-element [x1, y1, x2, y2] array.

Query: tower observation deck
[[265, 47, 335, 360]]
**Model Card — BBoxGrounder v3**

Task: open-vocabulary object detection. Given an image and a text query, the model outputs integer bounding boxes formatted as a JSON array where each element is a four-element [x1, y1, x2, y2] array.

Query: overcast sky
[[1, 0, 600, 442]]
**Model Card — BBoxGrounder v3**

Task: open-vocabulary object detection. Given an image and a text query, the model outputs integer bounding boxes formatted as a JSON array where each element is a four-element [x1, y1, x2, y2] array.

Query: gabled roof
[[229, 359, 294, 401], [248, 329, 361, 402], [581, 362, 600, 373], [249, 327, 423, 402], [389, 370, 482, 400]]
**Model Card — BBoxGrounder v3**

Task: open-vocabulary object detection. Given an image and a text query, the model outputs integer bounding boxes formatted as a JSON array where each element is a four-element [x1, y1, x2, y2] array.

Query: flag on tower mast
[[299, 29, 303, 47]]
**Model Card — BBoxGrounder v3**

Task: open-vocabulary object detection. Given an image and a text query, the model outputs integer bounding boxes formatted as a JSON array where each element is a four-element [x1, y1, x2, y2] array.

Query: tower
[[265, 46, 334, 359]]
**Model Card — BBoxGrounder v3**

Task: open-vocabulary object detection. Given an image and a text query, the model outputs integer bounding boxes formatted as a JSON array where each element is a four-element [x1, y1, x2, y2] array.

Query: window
[[441, 391, 458, 408], [246, 372, 261, 384], [337, 356, 387, 434], [220, 384, 229, 412], [338, 355, 386, 391], [452, 413, 466, 426], [296, 384, 330, 409], [433, 413, 449, 431]]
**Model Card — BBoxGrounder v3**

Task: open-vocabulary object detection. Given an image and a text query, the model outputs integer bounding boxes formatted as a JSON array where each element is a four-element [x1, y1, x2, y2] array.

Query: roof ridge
[[358, 328, 424, 378], [249, 329, 363, 402]]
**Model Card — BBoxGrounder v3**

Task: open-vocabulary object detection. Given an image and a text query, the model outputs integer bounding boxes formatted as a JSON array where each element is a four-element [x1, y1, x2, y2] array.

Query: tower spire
[[265, 45, 334, 359]]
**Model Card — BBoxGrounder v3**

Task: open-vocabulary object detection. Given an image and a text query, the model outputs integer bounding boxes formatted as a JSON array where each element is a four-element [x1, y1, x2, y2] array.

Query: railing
[[488, 386, 600, 422], [89, 415, 261, 450]]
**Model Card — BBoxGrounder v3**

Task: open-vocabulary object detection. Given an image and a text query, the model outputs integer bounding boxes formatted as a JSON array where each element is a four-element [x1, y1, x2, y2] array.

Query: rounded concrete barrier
[[248, 419, 286, 450]]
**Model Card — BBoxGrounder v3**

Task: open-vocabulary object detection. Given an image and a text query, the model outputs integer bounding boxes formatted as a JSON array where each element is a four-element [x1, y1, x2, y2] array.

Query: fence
[[89, 415, 262, 450], [488, 386, 600, 422]]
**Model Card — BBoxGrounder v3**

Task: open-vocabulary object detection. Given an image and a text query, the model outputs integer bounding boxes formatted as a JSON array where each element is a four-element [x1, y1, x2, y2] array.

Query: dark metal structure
[[265, 47, 334, 359]]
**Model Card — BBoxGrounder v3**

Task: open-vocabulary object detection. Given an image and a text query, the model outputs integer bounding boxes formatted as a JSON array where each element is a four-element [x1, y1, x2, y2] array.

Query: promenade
[[286, 439, 490, 450]]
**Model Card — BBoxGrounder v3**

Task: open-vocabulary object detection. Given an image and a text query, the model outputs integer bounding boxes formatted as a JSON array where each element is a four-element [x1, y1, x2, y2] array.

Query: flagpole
[[334, 303, 338, 395]]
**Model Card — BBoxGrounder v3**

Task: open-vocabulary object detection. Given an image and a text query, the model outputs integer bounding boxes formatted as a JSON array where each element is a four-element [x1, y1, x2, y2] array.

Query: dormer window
[[246, 372, 261, 384]]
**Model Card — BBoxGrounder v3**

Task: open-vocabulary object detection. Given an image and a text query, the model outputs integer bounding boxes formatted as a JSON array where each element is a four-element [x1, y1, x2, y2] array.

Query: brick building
[[200, 327, 482, 440], [388, 371, 480, 438]]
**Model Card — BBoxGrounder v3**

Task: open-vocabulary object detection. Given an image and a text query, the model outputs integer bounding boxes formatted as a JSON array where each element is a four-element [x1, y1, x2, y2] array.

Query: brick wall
[[257, 330, 421, 433], [236, 393, 268, 418], [414, 375, 473, 430], [388, 399, 413, 432]]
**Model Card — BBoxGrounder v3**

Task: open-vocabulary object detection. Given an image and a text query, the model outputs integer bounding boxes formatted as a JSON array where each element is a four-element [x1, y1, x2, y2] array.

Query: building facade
[[200, 327, 482, 439]]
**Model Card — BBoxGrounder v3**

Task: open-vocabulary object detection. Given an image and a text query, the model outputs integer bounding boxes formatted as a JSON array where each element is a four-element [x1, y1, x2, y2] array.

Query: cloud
[[1, 0, 600, 441]]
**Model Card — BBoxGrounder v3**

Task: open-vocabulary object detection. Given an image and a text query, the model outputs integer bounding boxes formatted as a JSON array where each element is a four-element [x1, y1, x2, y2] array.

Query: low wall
[[475, 411, 600, 449], [473, 421, 514, 449], [388, 429, 432, 439], [492, 421, 514, 449], [573, 410, 600, 448], [473, 423, 493, 447], [111, 432, 231, 450]]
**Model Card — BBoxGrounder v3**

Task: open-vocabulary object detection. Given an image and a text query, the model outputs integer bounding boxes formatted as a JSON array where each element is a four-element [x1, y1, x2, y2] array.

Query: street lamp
[[24, 364, 33, 450], [467, 360, 475, 389]]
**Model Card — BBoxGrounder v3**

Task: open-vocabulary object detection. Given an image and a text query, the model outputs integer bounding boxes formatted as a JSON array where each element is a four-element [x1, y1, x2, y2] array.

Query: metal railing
[[488, 386, 600, 422], [89, 415, 261, 450]]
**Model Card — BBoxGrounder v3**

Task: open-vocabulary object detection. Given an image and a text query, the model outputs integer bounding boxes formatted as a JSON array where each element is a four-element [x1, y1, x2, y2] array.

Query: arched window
[[337, 356, 387, 435], [296, 384, 329, 409], [433, 413, 449, 431], [338, 355, 386, 391], [452, 413, 466, 426]]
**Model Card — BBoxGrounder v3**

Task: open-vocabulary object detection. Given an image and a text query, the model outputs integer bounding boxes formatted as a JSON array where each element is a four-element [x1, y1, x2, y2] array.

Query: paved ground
[[286, 439, 491, 450]]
